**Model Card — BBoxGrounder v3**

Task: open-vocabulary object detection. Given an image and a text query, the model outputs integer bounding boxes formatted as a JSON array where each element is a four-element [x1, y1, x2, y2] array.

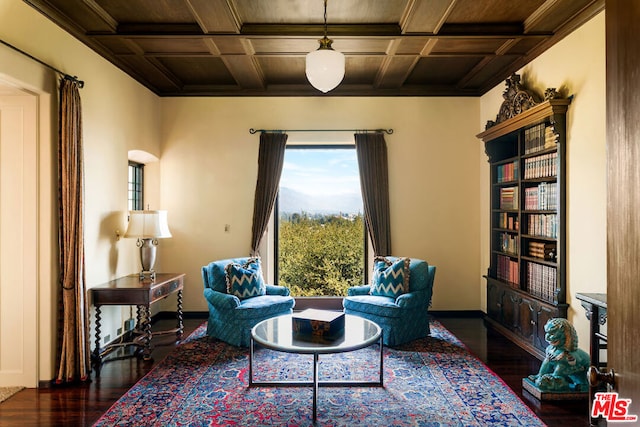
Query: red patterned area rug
[[94, 320, 544, 426]]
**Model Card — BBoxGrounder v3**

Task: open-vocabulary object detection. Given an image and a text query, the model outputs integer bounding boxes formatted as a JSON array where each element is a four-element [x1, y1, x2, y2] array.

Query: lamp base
[[139, 270, 156, 281], [137, 238, 158, 281]]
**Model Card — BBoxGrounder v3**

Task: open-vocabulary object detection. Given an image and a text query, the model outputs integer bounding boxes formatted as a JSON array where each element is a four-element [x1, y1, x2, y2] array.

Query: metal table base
[[249, 333, 384, 423]]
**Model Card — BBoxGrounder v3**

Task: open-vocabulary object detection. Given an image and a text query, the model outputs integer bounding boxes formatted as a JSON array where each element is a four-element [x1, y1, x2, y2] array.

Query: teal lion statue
[[528, 318, 590, 392]]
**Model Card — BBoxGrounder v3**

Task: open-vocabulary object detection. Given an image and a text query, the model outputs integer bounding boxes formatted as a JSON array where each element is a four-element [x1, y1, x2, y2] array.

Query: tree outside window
[[277, 146, 366, 296]]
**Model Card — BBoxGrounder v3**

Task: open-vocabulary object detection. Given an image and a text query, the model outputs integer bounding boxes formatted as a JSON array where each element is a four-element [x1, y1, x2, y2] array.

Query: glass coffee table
[[250, 313, 383, 422]]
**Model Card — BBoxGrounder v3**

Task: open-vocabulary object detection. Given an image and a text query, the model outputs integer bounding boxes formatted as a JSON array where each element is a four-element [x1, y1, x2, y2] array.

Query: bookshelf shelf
[[477, 75, 569, 360]]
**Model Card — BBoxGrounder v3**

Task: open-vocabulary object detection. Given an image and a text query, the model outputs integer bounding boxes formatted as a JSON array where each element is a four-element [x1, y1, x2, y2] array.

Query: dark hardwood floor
[[437, 316, 590, 427], [0, 315, 590, 426]]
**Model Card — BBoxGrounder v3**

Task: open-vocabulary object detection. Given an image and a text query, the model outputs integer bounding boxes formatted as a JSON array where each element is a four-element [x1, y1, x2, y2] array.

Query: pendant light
[[305, 0, 345, 93]]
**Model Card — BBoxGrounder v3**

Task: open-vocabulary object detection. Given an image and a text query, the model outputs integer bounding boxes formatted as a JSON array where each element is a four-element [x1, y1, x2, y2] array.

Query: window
[[276, 146, 366, 296], [128, 161, 144, 211]]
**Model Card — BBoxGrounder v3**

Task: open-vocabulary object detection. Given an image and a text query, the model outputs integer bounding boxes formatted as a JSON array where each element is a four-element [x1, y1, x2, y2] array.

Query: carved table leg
[[141, 304, 153, 361], [135, 304, 143, 333], [176, 289, 184, 340], [92, 305, 102, 376]]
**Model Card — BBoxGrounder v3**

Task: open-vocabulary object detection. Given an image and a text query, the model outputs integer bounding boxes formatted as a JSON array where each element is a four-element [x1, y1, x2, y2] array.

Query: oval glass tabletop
[[251, 313, 381, 354]]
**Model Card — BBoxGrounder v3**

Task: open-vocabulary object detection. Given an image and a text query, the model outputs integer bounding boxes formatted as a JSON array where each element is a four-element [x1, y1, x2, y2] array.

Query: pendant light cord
[[323, 0, 328, 38]]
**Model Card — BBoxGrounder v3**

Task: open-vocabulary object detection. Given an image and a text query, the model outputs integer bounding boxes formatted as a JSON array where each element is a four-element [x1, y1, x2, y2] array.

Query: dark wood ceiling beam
[[203, 39, 222, 56], [400, 0, 458, 34], [526, 0, 604, 34], [420, 39, 439, 56], [80, 0, 117, 31], [88, 33, 547, 43], [524, 0, 603, 34], [160, 84, 481, 97], [495, 39, 520, 56], [114, 24, 205, 35], [455, 56, 496, 89], [138, 57, 184, 90], [239, 24, 402, 37], [24, 0, 91, 35], [477, 0, 603, 94], [375, 55, 420, 89], [184, 0, 241, 34], [524, 0, 561, 33], [222, 55, 265, 89], [89, 24, 553, 40], [120, 38, 146, 56], [438, 23, 525, 36]]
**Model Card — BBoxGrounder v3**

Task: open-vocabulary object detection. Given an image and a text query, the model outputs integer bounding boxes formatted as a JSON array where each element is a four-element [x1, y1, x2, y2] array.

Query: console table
[[90, 273, 185, 375], [576, 293, 607, 370], [576, 292, 607, 427]]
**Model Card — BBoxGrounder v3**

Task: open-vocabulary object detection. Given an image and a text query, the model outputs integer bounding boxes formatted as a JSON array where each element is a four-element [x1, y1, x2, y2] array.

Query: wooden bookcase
[[477, 74, 570, 360]]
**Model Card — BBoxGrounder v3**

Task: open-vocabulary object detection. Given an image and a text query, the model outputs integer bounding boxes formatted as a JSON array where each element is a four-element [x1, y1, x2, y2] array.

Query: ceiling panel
[[23, 0, 604, 96], [158, 57, 236, 86], [431, 38, 509, 54], [446, 0, 547, 24], [96, 0, 196, 24], [133, 38, 211, 54], [407, 56, 484, 86]]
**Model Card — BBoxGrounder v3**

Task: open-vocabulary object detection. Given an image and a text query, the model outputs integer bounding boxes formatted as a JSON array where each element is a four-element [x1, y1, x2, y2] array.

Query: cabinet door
[[502, 289, 520, 331], [486, 280, 503, 321], [533, 303, 558, 352], [518, 296, 537, 342]]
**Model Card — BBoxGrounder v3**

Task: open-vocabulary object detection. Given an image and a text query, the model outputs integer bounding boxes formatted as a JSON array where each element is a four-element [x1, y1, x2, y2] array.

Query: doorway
[[0, 83, 38, 387]]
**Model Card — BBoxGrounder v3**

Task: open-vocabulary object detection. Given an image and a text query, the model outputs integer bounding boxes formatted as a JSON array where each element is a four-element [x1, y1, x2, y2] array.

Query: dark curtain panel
[[250, 132, 288, 255], [355, 132, 392, 256], [56, 77, 90, 383]]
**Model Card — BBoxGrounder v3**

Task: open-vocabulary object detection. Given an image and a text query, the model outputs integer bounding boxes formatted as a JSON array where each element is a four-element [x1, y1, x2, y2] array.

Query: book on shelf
[[526, 214, 557, 238], [498, 212, 519, 230], [528, 241, 556, 260], [500, 186, 518, 210], [499, 232, 518, 255], [525, 123, 558, 155], [497, 160, 519, 183], [526, 261, 557, 303], [524, 182, 557, 210], [524, 152, 557, 179], [496, 254, 519, 286]]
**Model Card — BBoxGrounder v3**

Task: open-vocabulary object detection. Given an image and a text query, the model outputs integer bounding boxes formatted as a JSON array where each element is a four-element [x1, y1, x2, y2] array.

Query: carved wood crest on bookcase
[[485, 73, 560, 129]]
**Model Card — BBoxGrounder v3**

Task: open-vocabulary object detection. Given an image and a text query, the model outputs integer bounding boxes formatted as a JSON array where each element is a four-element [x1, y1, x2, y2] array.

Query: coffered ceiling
[[24, 0, 604, 96]]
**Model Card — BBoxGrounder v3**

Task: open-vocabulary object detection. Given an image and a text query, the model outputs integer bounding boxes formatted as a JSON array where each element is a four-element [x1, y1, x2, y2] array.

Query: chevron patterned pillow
[[370, 256, 411, 298], [224, 257, 266, 300]]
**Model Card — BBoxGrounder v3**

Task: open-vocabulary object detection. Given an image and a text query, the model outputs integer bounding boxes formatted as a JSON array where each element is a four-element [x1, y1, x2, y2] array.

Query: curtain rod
[[0, 39, 84, 88], [249, 128, 393, 135]]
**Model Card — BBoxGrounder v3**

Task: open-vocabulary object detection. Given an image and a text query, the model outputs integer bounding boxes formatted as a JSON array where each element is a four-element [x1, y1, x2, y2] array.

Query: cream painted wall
[[160, 97, 481, 313], [0, 0, 161, 381], [479, 12, 606, 351]]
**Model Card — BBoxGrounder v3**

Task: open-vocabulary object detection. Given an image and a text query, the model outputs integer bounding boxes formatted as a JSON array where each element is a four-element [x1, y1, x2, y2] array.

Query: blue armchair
[[202, 257, 295, 347], [343, 258, 435, 347]]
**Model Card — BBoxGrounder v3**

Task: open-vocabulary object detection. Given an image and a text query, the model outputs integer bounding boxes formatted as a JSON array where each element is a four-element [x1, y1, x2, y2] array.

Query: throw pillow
[[370, 256, 411, 298], [225, 257, 266, 300]]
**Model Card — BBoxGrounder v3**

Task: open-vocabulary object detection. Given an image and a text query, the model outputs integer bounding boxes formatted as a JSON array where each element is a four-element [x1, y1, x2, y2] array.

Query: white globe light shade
[[305, 48, 345, 93]]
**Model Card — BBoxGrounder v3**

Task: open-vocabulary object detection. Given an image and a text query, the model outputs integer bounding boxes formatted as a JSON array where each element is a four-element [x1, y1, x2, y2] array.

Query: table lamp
[[124, 210, 172, 280]]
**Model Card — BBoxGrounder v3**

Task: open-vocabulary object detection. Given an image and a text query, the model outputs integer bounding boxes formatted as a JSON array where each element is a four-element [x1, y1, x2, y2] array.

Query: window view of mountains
[[279, 187, 363, 215]]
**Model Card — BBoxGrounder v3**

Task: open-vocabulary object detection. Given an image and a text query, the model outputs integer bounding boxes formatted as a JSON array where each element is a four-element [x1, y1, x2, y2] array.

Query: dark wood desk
[[90, 273, 185, 375]]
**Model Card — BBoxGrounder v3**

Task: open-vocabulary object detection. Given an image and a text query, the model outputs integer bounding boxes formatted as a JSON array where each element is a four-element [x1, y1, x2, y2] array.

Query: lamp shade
[[305, 47, 345, 93], [124, 210, 172, 239]]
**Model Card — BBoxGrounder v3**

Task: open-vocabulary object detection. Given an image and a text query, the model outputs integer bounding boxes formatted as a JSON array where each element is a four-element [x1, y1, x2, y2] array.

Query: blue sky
[[280, 148, 362, 197]]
